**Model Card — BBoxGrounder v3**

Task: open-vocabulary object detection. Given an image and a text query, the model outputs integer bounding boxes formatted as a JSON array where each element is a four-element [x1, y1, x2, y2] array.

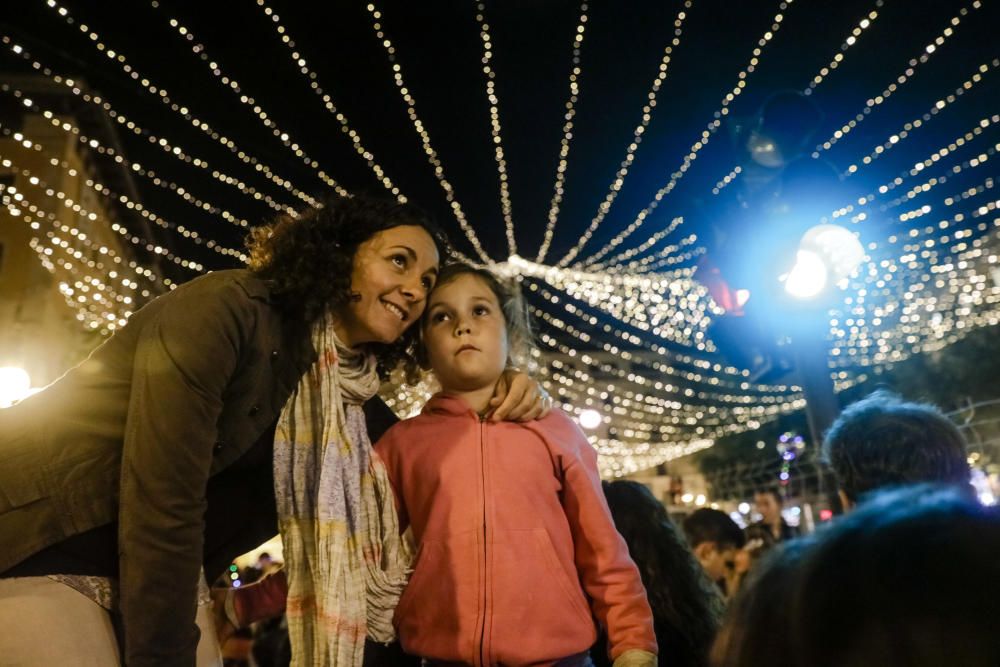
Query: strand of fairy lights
[[251, 0, 407, 202], [529, 286, 793, 394], [3, 186, 143, 302], [147, 2, 359, 201], [2, 156, 204, 272], [586, 225, 695, 270], [362, 1, 490, 263], [827, 196, 1000, 367], [679, 0, 885, 204], [561, 0, 796, 269], [527, 287, 797, 394], [583, 216, 688, 268], [1, 122, 245, 262], [553, 0, 695, 267], [0, 39, 254, 227], [814, 2, 983, 156], [3, 186, 142, 333], [4, 185, 164, 292], [623, 244, 706, 273], [472, 2, 518, 255], [879, 137, 999, 215], [534, 1, 590, 262], [0, 114, 246, 260], [1, 38, 294, 218], [713, 0, 929, 199], [804, 1, 883, 94], [534, 1, 589, 263], [36, 3, 323, 208], [829, 116, 999, 221], [843, 59, 999, 177], [537, 337, 799, 409]]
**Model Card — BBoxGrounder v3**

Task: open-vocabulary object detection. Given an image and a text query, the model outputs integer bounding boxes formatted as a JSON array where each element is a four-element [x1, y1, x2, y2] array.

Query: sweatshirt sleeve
[[373, 424, 409, 532], [557, 418, 658, 660]]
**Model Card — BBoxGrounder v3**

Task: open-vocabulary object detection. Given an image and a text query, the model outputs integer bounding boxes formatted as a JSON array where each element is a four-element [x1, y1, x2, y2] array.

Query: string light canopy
[[1, 1, 997, 476]]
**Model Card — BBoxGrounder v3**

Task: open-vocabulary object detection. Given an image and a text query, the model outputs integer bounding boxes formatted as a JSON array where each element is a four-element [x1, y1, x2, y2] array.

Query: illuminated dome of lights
[[1, 0, 997, 475]]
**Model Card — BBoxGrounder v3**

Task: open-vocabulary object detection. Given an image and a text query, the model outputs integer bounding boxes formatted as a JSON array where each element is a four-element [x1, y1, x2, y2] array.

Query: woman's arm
[[118, 279, 256, 666]]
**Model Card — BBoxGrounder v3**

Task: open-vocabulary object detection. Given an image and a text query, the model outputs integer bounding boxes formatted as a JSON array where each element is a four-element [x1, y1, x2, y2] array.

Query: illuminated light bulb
[[0, 367, 31, 408], [578, 409, 602, 430], [785, 250, 829, 299]]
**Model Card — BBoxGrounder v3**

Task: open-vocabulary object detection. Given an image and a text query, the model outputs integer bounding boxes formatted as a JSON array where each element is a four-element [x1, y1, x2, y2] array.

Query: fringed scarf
[[274, 324, 411, 666]]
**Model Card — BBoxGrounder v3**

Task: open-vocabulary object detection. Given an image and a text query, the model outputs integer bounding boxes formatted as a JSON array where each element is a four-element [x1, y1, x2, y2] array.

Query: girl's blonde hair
[[418, 263, 535, 370]]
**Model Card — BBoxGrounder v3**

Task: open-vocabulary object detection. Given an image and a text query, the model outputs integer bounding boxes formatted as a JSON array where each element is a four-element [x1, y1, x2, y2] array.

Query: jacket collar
[[422, 392, 481, 418], [230, 269, 273, 302]]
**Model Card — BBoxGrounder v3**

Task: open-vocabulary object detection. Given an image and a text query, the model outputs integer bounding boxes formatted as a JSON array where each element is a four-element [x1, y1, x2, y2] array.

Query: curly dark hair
[[595, 480, 726, 667], [247, 193, 450, 378]]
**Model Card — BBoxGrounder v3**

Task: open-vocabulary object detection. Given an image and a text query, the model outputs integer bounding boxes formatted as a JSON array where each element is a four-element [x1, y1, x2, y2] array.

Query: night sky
[[4, 0, 995, 270]]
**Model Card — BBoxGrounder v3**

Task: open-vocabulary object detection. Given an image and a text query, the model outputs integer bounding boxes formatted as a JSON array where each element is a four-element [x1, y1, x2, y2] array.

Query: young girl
[[375, 264, 658, 667]]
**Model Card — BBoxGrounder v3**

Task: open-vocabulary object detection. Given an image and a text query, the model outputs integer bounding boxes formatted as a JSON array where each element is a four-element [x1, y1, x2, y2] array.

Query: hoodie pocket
[[394, 529, 480, 663], [488, 528, 597, 665]]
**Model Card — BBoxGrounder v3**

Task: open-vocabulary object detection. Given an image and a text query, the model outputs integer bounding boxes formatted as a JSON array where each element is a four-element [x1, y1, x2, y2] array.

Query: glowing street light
[[783, 224, 865, 299], [0, 367, 31, 408]]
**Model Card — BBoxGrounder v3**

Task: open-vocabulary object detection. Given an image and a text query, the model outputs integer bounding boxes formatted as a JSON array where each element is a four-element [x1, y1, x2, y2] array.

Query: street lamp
[[0, 366, 31, 408]]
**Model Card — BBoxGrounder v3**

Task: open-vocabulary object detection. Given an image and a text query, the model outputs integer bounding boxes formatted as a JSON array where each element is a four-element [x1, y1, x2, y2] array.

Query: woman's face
[[335, 225, 440, 347]]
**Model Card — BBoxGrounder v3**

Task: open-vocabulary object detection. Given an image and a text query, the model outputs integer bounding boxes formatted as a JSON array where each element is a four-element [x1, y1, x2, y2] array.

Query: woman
[[0, 195, 549, 666], [594, 481, 726, 667]]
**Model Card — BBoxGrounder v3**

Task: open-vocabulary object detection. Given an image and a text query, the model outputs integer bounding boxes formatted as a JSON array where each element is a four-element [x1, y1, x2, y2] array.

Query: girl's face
[[335, 225, 440, 347], [422, 273, 509, 393]]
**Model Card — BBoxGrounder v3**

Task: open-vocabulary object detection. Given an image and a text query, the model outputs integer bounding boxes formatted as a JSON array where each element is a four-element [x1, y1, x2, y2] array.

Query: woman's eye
[[421, 276, 434, 290], [391, 254, 407, 268]]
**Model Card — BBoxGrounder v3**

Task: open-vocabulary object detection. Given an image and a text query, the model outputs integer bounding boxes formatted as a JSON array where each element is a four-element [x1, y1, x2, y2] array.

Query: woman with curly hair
[[0, 194, 550, 666], [593, 481, 727, 667]]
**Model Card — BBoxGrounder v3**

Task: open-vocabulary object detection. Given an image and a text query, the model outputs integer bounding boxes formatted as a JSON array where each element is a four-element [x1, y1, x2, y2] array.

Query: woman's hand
[[487, 369, 553, 421]]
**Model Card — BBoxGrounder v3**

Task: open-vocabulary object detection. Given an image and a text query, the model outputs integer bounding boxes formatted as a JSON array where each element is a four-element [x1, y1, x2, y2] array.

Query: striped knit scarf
[[274, 324, 412, 666]]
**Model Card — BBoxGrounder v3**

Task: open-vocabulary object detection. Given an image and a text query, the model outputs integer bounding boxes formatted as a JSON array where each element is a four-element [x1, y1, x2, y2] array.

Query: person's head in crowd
[[752, 488, 783, 526], [711, 485, 1000, 667], [683, 509, 746, 582], [823, 390, 971, 510], [247, 193, 450, 380], [602, 480, 725, 667]]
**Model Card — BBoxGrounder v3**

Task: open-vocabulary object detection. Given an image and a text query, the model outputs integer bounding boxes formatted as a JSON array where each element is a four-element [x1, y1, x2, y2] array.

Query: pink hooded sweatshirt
[[374, 393, 657, 666]]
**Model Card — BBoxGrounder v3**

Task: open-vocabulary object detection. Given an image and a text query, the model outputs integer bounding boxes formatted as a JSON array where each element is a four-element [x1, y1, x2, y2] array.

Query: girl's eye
[[474, 305, 490, 316], [432, 311, 450, 323]]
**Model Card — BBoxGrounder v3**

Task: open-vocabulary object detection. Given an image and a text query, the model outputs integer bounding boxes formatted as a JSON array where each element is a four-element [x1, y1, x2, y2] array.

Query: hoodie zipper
[[477, 415, 488, 667]]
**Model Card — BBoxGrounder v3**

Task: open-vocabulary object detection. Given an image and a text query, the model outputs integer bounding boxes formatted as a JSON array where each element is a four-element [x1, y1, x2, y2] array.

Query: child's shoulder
[[528, 408, 592, 454]]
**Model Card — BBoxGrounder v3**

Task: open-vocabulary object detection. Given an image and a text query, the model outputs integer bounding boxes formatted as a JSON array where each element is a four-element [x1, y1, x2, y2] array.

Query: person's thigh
[[0, 576, 121, 666]]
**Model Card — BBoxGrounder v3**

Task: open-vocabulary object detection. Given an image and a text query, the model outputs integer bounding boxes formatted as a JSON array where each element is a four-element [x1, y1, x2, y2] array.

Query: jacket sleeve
[[558, 420, 658, 661], [118, 280, 255, 666]]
